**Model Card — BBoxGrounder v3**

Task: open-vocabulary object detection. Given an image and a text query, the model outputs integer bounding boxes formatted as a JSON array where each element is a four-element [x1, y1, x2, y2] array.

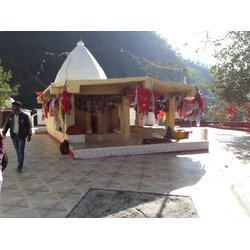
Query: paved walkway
[[0, 127, 249, 217]]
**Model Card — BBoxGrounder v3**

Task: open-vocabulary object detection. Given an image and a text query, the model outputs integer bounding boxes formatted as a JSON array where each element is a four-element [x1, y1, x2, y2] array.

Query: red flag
[[137, 86, 150, 114], [36, 91, 44, 102], [226, 105, 237, 118], [59, 90, 71, 114]]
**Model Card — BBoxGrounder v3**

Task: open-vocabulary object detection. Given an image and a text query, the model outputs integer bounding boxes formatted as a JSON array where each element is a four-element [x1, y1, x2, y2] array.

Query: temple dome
[[53, 41, 107, 84]]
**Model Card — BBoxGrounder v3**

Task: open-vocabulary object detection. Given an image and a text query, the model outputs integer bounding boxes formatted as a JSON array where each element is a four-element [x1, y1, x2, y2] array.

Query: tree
[[0, 60, 19, 108], [209, 31, 250, 106]]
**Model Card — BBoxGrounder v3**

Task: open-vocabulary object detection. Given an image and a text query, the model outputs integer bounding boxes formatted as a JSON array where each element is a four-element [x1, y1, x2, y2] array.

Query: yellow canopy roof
[[37, 76, 197, 103]]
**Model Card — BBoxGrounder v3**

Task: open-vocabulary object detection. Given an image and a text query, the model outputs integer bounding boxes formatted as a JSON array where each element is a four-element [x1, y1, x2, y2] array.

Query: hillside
[[0, 31, 213, 109]]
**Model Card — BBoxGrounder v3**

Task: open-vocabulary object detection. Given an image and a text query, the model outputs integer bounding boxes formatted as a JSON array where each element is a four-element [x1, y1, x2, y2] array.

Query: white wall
[[35, 109, 46, 125], [145, 111, 156, 126], [129, 108, 136, 126]]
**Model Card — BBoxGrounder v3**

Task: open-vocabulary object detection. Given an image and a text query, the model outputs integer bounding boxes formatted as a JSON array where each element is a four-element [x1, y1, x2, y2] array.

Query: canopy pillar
[[135, 111, 144, 127], [64, 95, 76, 131], [166, 97, 176, 129], [120, 96, 130, 139]]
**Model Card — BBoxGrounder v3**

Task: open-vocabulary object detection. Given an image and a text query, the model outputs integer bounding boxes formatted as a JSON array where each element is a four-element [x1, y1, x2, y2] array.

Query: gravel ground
[[67, 188, 198, 218]]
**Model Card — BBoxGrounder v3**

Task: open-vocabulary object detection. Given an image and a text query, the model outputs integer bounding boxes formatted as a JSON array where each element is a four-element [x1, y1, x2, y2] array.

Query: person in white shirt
[[2, 101, 32, 173]]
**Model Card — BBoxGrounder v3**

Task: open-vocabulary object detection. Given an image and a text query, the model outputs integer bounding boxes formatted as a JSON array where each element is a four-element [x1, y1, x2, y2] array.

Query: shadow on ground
[[217, 133, 250, 164]]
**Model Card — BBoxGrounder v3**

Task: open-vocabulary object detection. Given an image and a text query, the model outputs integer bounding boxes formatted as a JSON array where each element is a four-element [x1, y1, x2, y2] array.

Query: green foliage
[[209, 31, 250, 106], [0, 60, 19, 108]]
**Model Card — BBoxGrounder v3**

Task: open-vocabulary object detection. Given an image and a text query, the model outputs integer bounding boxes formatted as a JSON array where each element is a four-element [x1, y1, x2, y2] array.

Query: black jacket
[[2, 112, 32, 139], [0, 132, 3, 164]]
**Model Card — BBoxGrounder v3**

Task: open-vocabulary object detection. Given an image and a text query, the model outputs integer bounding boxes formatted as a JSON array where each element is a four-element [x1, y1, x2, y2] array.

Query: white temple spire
[[53, 41, 107, 84]]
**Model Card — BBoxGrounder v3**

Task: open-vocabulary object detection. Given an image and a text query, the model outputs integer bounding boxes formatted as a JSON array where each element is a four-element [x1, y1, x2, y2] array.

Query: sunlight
[[157, 31, 229, 66]]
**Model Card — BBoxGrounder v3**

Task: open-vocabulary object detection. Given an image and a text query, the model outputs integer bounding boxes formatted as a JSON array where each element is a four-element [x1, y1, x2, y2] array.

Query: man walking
[[2, 101, 32, 173]]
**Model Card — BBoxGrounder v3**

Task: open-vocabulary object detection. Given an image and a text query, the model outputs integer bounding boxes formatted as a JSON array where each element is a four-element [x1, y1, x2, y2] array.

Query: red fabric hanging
[[36, 91, 44, 102], [193, 91, 204, 113], [42, 101, 49, 120], [178, 92, 205, 118], [59, 90, 71, 115], [137, 86, 150, 114], [127, 85, 160, 117], [152, 91, 160, 120], [35, 91, 43, 96]]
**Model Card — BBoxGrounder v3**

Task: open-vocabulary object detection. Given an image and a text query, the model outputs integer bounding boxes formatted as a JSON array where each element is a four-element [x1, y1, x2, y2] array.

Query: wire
[[26, 70, 47, 87], [120, 48, 185, 72]]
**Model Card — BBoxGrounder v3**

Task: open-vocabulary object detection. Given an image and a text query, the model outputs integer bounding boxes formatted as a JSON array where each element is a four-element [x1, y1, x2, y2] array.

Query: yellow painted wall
[[100, 111, 110, 133], [110, 106, 120, 132], [130, 125, 166, 139], [46, 115, 65, 142], [73, 103, 121, 134]]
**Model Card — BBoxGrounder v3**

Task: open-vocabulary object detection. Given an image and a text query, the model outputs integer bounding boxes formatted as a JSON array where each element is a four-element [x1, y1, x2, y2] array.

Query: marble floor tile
[[1, 129, 249, 218]]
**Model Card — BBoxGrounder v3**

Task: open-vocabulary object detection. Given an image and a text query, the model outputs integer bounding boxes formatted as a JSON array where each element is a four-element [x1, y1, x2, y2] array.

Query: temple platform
[[69, 135, 209, 159], [33, 126, 209, 159]]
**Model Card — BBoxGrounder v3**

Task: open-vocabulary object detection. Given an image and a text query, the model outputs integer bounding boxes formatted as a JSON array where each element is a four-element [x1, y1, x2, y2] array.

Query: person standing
[[2, 101, 32, 173]]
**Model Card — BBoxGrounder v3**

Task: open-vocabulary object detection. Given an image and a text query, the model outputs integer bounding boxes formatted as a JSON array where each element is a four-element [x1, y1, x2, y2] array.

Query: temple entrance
[[91, 115, 98, 133]]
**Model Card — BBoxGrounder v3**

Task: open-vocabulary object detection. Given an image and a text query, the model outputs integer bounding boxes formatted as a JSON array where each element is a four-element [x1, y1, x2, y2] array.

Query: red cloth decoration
[[194, 91, 204, 113], [178, 92, 205, 118], [152, 91, 160, 120], [137, 86, 150, 114], [66, 125, 82, 135], [36, 91, 44, 102], [59, 90, 71, 115], [226, 105, 237, 118], [127, 85, 160, 116], [42, 101, 49, 120]]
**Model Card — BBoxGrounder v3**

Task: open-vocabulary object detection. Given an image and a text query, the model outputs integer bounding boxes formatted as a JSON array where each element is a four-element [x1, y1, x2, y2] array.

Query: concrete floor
[[0, 127, 249, 218]]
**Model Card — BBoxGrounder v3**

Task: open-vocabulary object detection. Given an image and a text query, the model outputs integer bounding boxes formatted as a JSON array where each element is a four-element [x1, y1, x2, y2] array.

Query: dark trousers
[[12, 135, 26, 169]]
